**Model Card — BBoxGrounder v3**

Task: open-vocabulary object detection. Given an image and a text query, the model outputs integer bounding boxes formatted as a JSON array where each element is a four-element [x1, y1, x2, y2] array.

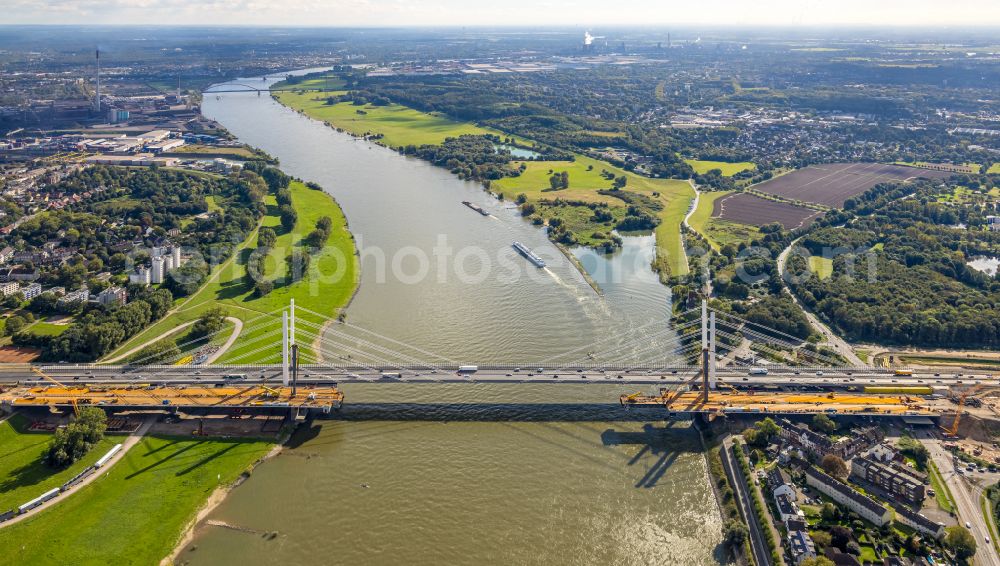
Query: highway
[[1, 364, 994, 388], [920, 429, 1000, 566]]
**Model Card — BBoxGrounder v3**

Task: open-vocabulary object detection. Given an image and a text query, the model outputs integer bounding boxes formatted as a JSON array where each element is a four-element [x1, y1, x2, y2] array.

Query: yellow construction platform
[[620, 391, 935, 416], [0, 384, 343, 412]]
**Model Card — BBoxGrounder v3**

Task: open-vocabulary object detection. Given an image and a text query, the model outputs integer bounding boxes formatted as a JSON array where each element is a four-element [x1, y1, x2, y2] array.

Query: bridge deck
[[0, 384, 343, 412], [622, 391, 937, 416]]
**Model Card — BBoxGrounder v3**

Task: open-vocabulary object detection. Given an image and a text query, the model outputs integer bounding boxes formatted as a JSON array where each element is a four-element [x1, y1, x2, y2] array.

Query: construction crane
[[945, 383, 987, 437], [31, 367, 67, 389], [31, 367, 79, 416]]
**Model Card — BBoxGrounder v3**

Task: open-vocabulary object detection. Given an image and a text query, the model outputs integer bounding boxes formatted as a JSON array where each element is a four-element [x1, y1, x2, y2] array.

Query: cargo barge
[[512, 241, 546, 268], [462, 201, 490, 216]]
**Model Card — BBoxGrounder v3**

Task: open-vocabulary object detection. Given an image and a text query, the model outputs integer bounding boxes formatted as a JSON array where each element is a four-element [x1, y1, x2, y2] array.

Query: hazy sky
[[6, 0, 1000, 27]]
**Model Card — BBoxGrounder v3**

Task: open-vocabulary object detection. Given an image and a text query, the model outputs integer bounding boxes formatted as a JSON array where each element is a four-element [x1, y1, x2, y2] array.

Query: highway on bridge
[[1, 365, 994, 388]]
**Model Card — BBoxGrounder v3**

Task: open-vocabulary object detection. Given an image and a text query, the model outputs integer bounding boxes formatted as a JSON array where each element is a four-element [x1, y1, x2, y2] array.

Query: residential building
[[0, 281, 18, 296], [98, 286, 127, 306], [150, 256, 166, 284], [58, 287, 89, 305], [775, 493, 802, 523], [767, 467, 796, 500], [0, 246, 13, 264], [129, 266, 151, 286], [851, 456, 925, 504], [894, 506, 945, 540], [778, 419, 883, 460], [824, 547, 861, 566], [804, 466, 892, 526], [988, 215, 999, 232], [21, 282, 42, 300], [787, 530, 817, 566]]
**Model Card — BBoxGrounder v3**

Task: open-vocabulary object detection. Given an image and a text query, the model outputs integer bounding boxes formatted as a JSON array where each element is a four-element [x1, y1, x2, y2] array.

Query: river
[[185, 72, 725, 565]]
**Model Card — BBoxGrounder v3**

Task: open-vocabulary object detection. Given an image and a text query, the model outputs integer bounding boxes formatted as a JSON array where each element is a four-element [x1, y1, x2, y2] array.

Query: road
[[2, 364, 995, 388], [920, 429, 1000, 566], [721, 437, 772, 566], [776, 238, 865, 367]]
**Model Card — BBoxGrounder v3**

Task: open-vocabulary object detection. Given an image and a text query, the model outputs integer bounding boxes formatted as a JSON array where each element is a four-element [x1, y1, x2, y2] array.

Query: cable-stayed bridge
[[0, 300, 985, 419]]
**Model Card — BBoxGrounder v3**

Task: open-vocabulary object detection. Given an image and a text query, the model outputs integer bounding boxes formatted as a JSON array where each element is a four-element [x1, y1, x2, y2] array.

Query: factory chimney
[[95, 49, 101, 113]]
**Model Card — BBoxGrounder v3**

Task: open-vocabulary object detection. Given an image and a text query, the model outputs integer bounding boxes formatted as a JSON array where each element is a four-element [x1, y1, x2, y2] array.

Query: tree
[[279, 204, 297, 232], [258, 227, 277, 248], [898, 437, 930, 469], [811, 530, 832, 548], [254, 279, 273, 297], [821, 455, 848, 479], [286, 250, 310, 282], [811, 413, 837, 434], [316, 216, 333, 233], [820, 502, 838, 522], [724, 519, 748, 546], [190, 307, 227, 339], [945, 525, 977, 560], [275, 188, 292, 207], [613, 175, 627, 189], [47, 407, 107, 467], [4, 315, 26, 336]]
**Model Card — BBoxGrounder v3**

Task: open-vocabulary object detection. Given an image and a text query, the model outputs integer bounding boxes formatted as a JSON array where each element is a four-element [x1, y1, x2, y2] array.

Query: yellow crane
[[946, 383, 986, 437], [31, 367, 79, 416]]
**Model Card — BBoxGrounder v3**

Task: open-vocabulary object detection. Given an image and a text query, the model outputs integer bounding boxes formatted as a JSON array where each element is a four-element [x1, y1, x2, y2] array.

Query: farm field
[[752, 162, 950, 207], [684, 159, 756, 176], [713, 192, 823, 230], [0, 435, 272, 565], [687, 190, 760, 250]]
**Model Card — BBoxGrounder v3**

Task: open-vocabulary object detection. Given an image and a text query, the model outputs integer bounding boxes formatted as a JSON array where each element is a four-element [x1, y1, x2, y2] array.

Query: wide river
[[187, 72, 725, 565]]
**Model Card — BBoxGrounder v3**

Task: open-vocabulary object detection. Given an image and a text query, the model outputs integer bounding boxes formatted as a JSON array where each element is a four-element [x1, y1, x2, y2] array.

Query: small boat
[[462, 201, 490, 216]]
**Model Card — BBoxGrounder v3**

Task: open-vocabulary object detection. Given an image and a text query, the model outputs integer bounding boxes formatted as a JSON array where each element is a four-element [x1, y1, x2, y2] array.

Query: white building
[[988, 216, 999, 232], [98, 286, 127, 306], [58, 287, 89, 305], [0, 281, 19, 297], [129, 266, 151, 286], [0, 246, 13, 264], [805, 467, 891, 527], [150, 256, 166, 284], [21, 283, 42, 300]]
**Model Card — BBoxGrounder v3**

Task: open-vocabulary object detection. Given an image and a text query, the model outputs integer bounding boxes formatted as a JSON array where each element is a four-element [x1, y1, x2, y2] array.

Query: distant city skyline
[[4, 0, 1000, 27]]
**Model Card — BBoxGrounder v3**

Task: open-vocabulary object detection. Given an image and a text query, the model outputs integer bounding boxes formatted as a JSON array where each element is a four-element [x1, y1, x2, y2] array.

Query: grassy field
[[490, 155, 694, 276], [274, 90, 491, 147], [171, 144, 260, 159], [685, 190, 763, 251], [990, 163, 1000, 174], [0, 435, 272, 564], [684, 159, 756, 176], [272, 73, 345, 92], [104, 180, 358, 365], [927, 460, 956, 514], [25, 320, 70, 337], [0, 415, 119, 511], [808, 256, 834, 279]]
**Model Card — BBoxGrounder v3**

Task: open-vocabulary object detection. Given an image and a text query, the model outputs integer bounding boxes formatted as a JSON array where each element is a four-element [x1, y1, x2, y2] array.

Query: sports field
[[713, 192, 822, 230], [752, 162, 950, 207]]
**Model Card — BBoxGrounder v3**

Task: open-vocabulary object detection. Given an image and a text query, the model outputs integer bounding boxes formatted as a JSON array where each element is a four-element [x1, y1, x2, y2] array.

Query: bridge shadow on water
[[332, 402, 677, 422], [601, 423, 694, 488]]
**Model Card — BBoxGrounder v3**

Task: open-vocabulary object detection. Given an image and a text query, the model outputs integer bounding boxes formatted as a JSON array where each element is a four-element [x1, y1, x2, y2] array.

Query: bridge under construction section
[[0, 301, 986, 422]]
